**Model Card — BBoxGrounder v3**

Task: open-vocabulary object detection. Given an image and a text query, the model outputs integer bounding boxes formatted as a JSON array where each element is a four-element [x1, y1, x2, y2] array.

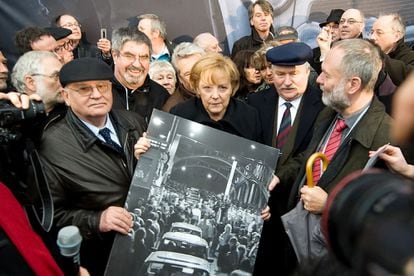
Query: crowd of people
[[1, 0, 414, 275], [125, 183, 263, 273]]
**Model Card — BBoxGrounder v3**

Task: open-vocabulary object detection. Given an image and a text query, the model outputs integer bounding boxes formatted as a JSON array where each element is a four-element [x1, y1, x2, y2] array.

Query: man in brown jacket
[[266, 39, 391, 274]]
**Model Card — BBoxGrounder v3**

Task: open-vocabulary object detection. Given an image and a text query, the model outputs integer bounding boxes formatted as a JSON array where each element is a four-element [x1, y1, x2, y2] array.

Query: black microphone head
[[57, 226, 82, 257]]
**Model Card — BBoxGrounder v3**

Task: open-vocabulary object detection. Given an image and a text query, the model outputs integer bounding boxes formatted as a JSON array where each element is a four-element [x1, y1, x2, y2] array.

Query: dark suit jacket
[[247, 84, 324, 168], [248, 85, 324, 276]]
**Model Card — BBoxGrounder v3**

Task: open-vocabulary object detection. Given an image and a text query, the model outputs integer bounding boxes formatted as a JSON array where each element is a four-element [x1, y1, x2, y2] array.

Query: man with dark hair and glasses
[[15, 26, 73, 65], [15, 27, 58, 55], [111, 27, 170, 123], [45, 27, 74, 64], [39, 57, 146, 275]]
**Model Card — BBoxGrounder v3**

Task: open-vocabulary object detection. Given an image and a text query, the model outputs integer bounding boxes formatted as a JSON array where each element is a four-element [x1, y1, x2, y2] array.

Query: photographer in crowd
[[0, 92, 64, 275], [0, 48, 89, 275]]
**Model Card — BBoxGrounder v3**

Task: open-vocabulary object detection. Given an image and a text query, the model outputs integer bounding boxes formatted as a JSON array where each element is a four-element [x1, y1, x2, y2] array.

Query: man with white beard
[[111, 27, 170, 123], [270, 39, 391, 270]]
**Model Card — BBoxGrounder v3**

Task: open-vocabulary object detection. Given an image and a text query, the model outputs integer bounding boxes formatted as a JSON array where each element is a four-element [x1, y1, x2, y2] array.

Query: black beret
[[45, 27, 72, 41], [266, 42, 313, 66], [59, 57, 113, 87]]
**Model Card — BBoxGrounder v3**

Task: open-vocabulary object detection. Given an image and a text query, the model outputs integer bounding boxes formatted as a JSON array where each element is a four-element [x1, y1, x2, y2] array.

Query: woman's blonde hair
[[190, 53, 240, 96]]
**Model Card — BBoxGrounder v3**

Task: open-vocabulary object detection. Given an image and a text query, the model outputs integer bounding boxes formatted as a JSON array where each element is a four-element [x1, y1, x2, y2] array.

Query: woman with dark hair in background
[[232, 49, 262, 101], [55, 14, 113, 65]]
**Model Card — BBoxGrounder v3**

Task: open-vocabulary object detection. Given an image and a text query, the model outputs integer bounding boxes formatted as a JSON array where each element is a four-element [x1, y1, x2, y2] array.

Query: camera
[[0, 99, 45, 143], [322, 170, 414, 275]]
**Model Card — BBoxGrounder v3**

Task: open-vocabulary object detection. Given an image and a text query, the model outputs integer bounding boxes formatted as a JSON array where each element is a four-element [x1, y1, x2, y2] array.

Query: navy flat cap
[[60, 58, 113, 87], [266, 42, 313, 66], [45, 27, 72, 41]]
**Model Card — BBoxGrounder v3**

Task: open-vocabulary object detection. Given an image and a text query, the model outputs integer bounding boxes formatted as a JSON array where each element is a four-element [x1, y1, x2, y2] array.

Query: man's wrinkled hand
[[99, 206, 133, 235]]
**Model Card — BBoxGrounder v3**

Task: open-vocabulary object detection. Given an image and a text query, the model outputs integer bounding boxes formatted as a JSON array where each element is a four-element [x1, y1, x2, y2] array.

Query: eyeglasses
[[31, 72, 60, 81], [54, 41, 73, 53], [369, 29, 397, 37], [325, 23, 340, 29], [61, 23, 81, 28], [339, 18, 362, 25], [118, 52, 150, 63], [65, 82, 111, 96]]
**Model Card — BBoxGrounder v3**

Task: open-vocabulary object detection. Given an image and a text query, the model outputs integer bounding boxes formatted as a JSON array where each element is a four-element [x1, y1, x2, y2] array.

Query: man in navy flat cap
[[248, 42, 325, 275], [39, 57, 147, 275]]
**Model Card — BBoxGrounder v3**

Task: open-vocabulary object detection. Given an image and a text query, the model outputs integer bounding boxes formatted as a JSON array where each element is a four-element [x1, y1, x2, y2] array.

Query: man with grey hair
[[162, 42, 204, 112], [111, 27, 170, 122], [11, 51, 64, 115], [137, 13, 175, 62], [271, 38, 391, 272], [193, 32, 222, 53], [370, 13, 414, 85]]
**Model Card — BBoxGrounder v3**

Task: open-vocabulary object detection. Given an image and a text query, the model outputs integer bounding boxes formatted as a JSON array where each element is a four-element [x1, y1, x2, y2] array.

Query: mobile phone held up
[[100, 28, 107, 39]]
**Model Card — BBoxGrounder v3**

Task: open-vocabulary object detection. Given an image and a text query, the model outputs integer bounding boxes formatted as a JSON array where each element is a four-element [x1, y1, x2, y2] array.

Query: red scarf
[[0, 183, 63, 275]]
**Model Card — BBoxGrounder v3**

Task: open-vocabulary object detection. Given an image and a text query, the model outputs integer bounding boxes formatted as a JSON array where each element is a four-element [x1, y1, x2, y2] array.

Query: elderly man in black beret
[[39, 57, 146, 276], [247, 42, 325, 275]]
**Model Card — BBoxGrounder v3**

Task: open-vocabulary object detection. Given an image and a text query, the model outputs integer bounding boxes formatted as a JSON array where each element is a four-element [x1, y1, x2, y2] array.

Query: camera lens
[[23, 100, 45, 120], [322, 170, 414, 274]]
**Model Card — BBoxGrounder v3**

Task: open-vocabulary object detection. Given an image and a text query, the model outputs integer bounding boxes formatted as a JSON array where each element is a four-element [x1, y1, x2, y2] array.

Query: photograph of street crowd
[[105, 110, 279, 276]]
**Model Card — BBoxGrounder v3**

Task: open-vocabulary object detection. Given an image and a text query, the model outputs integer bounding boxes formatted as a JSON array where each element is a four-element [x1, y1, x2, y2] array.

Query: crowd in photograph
[[1, 0, 414, 275]]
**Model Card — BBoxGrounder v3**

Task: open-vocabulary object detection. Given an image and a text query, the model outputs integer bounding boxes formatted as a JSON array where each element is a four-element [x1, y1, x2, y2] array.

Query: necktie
[[312, 119, 347, 184], [99, 127, 124, 154], [276, 102, 292, 149]]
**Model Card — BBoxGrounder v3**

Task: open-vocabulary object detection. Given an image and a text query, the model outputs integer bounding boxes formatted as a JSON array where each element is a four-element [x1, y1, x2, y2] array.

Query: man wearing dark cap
[[247, 42, 324, 275], [15, 27, 57, 54], [45, 27, 74, 64], [39, 57, 146, 275], [274, 26, 299, 45], [310, 8, 345, 74], [271, 39, 391, 273], [15, 26, 73, 64]]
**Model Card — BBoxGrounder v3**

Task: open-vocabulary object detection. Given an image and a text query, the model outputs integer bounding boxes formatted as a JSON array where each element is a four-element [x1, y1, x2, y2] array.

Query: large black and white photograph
[[105, 109, 279, 276]]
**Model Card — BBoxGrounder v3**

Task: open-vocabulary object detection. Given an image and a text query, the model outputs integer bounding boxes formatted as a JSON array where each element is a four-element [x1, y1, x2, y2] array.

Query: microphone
[[57, 226, 82, 275]]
